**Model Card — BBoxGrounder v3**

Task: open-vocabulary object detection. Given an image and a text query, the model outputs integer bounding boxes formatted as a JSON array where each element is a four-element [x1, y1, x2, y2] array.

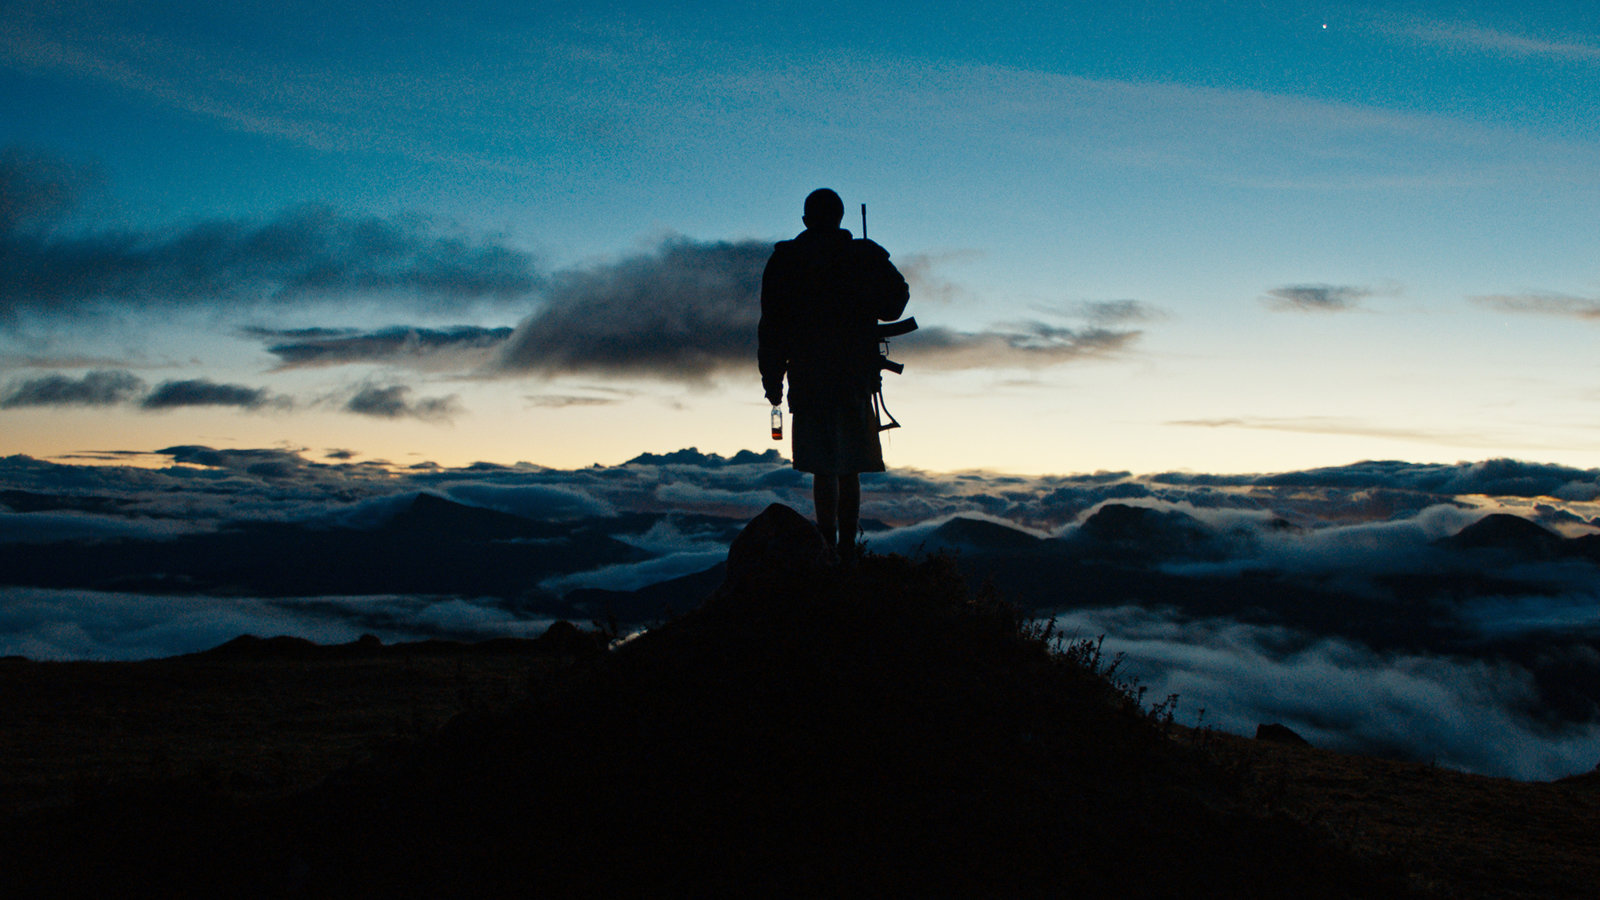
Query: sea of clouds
[[3, 449, 1599, 779]]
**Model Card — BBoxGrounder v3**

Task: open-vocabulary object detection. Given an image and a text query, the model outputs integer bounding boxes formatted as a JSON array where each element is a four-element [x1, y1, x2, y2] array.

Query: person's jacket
[[758, 227, 910, 411]]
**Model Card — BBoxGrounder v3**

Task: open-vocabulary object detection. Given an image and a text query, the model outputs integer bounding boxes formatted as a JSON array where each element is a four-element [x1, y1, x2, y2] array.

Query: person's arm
[[757, 246, 790, 406]]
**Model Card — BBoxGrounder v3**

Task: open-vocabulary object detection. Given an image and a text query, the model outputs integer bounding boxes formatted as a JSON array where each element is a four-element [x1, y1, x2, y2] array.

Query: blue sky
[[3, 1, 1600, 475]]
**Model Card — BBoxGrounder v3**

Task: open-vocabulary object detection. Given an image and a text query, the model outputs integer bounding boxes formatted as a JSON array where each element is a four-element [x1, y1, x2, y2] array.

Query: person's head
[[802, 188, 844, 230]]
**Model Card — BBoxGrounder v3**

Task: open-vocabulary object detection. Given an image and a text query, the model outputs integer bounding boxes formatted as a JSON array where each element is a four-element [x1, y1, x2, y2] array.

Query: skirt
[[791, 397, 885, 475]]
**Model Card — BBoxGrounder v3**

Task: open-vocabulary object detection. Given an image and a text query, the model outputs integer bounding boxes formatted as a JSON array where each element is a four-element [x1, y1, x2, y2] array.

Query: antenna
[[861, 203, 867, 240]]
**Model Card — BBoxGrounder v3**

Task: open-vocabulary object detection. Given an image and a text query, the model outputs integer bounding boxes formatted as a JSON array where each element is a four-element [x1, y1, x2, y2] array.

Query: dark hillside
[[298, 513, 1417, 897]]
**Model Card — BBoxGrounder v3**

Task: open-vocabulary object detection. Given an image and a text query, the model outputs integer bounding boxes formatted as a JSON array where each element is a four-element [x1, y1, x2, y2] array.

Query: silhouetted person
[[759, 188, 910, 563]]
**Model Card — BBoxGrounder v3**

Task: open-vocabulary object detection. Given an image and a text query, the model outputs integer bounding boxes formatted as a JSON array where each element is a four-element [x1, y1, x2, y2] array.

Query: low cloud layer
[[1047, 605, 1600, 780], [2, 448, 1600, 778], [0, 587, 556, 661]]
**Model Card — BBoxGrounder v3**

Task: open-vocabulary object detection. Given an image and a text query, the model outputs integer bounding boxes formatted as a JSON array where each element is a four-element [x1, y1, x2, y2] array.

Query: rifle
[[877, 317, 918, 375], [874, 316, 916, 431], [862, 201, 915, 430]]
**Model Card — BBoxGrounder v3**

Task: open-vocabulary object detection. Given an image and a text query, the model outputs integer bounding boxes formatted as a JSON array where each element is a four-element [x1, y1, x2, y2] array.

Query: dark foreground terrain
[[1, 508, 1596, 898]]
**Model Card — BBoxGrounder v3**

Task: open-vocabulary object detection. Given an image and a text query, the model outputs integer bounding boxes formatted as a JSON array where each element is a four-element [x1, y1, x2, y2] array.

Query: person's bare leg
[[838, 474, 861, 563], [813, 474, 839, 553]]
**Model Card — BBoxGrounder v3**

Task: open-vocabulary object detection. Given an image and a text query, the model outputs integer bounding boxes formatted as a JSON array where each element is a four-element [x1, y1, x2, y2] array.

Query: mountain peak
[[380, 492, 556, 541], [1074, 502, 1222, 560], [1442, 513, 1564, 559], [929, 515, 1044, 551]]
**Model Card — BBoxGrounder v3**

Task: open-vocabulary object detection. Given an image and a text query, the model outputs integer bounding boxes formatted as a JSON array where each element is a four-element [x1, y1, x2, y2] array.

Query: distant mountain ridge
[[0, 492, 650, 604]]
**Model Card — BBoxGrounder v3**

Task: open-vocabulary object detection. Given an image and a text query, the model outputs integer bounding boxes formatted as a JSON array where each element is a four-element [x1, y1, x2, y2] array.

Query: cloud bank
[[2, 448, 1599, 779], [3, 150, 1153, 390], [0, 587, 557, 661], [1047, 606, 1600, 781], [486, 236, 1147, 382], [0, 152, 541, 328], [1, 370, 292, 413]]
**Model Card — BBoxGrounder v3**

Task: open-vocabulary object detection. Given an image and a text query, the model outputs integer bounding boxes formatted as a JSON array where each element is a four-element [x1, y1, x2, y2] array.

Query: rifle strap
[[873, 389, 901, 432]]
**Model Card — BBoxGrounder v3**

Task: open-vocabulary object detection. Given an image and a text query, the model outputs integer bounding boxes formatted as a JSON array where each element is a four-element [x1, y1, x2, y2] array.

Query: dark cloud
[[5, 157, 1143, 380], [0, 370, 146, 407], [492, 236, 769, 382], [1262, 284, 1373, 312], [344, 384, 459, 422], [141, 379, 284, 410], [1474, 292, 1600, 320], [896, 322, 1140, 369], [1, 370, 290, 412], [0, 151, 540, 327], [249, 325, 513, 370], [1058, 470, 1136, 484]]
